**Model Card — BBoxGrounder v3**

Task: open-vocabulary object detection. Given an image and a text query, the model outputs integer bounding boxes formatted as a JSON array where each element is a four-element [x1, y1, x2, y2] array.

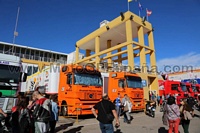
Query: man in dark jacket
[[91, 93, 120, 133], [187, 94, 195, 116], [32, 91, 51, 133], [187, 94, 195, 108]]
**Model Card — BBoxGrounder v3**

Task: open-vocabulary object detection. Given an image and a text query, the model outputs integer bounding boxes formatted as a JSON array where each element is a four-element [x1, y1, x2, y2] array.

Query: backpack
[[18, 109, 31, 133], [33, 98, 51, 122]]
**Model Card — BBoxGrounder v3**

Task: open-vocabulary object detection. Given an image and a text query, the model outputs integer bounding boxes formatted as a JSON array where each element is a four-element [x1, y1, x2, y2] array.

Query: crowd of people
[[0, 90, 59, 133], [92, 92, 200, 133], [162, 94, 200, 133], [1, 90, 200, 133]]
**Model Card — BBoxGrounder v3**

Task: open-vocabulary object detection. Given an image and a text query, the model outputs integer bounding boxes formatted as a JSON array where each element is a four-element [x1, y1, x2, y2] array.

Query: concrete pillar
[[107, 40, 112, 67], [126, 20, 134, 69], [95, 36, 100, 68], [148, 31, 156, 73], [138, 26, 147, 73], [75, 46, 79, 63]]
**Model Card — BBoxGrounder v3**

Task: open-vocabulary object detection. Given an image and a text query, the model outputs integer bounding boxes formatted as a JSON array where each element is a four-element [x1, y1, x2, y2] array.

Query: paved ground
[[55, 106, 200, 133]]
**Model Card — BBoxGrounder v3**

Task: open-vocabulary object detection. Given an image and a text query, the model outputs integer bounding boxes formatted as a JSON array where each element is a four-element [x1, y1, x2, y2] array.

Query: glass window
[[33, 66, 38, 74], [181, 83, 187, 92], [126, 76, 142, 88], [67, 74, 72, 84], [171, 84, 179, 90], [118, 80, 125, 88], [74, 73, 102, 86], [27, 66, 33, 76], [192, 85, 197, 92], [0, 65, 20, 84]]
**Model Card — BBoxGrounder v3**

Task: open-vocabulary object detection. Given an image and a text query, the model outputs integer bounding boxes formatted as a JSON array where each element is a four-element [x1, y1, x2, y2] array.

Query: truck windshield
[[0, 65, 20, 84], [74, 73, 102, 86], [126, 76, 143, 88], [192, 85, 197, 92], [180, 83, 187, 92]]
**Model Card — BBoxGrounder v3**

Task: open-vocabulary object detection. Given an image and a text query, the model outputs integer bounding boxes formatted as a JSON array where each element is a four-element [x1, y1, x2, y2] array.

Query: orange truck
[[58, 65, 103, 115], [101, 72, 145, 111]]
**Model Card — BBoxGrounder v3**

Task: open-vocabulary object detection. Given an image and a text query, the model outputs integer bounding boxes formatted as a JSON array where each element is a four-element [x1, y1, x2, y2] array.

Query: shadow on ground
[[55, 122, 74, 132], [194, 113, 200, 118], [114, 129, 123, 133], [158, 127, 168, 133], [63, 126, 84, 133]]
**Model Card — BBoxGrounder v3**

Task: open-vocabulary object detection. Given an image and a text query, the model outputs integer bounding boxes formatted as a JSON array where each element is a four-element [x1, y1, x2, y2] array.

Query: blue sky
[[0, 0, 200, 71]]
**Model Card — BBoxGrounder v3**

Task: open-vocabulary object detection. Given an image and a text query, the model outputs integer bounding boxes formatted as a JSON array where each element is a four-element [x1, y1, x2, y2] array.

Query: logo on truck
[[89, 94, 93, 98]]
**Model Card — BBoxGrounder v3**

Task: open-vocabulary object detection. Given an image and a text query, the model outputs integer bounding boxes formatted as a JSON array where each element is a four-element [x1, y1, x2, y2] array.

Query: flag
[[138, 2, 143, 11], [128, 0, 132, 2], [146, 9, 152, 16]]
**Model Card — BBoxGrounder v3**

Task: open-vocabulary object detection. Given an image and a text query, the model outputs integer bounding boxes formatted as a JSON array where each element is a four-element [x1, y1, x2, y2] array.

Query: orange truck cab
[[101, 71, 144, 111], [58, 65, 103, 115]]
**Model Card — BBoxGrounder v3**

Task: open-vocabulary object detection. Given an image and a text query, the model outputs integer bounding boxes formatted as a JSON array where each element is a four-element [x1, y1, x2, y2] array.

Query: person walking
[[113, 93, 121, 118], [32, 91, 51, 133], [121, 94, 128, 123], [164, 96, 180, 133], [157, 95, 160, 106], [180, 99, 193, 133], [10, 96, 31, 133], [49, 95, 59, 133], [91, 93, 120, 133], [186, 94, 195, 116], [123, 95, 132, 124]]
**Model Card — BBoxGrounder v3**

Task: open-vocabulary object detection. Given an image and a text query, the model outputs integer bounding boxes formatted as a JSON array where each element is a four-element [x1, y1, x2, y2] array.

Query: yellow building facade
[[75, 11, 158, 100]]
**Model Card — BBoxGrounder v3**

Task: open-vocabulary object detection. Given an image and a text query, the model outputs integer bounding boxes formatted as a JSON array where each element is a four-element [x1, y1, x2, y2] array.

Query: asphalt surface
[[55, 106, 200, 133]]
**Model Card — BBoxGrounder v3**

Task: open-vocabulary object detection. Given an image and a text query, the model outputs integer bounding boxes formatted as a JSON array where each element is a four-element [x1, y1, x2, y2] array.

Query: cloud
[[157, 52, 200, 73]]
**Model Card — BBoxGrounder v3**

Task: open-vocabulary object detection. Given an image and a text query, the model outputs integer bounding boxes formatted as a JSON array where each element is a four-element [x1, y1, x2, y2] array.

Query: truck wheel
[[61, 102, 68, 116]]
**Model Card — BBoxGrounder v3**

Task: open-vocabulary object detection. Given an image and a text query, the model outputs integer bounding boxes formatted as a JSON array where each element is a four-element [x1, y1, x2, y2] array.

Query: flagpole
[[139, 10, 140, 17], [146, 8, 148, 21], [128, 1, 129, 11], [12, 6, 20, 54]]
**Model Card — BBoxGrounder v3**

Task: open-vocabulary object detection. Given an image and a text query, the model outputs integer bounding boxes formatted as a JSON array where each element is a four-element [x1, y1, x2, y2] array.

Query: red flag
[[146, 9, 152, 16]]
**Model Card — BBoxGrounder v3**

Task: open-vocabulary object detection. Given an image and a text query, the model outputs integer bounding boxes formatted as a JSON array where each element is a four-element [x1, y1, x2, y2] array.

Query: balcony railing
[[0, 51, 67, 63]]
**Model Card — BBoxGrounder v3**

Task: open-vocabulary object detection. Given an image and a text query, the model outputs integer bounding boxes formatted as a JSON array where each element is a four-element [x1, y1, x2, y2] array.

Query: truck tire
[[61, 101, 68, 116]]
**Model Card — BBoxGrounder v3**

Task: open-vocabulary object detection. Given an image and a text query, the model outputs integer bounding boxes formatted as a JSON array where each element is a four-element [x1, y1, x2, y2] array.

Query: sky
[[0, 0, 200, 72]]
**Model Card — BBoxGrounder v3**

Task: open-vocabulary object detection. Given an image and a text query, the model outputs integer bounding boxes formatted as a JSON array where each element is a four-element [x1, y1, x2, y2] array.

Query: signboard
[[0, 60, 20, 66], [142, 80, 147, 87], [0, 61, 9, 65]]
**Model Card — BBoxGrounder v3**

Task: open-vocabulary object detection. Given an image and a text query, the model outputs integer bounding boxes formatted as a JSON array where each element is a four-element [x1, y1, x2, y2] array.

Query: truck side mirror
[[122, 82, 125, 88], [67, 74, 72, 84], [20, 72, 27, 82]]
